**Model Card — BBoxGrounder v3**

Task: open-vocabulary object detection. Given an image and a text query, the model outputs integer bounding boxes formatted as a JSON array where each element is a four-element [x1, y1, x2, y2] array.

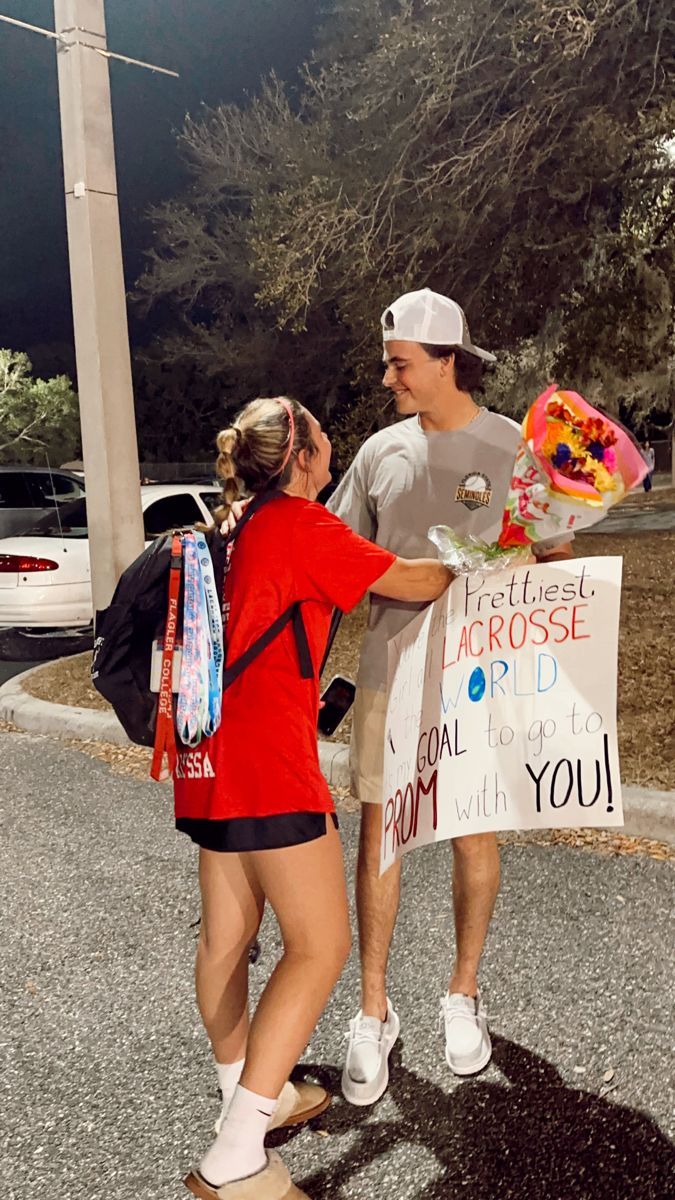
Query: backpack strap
[[209, 490, 315, 690], [222, 600, 313, 691], [150, 535, 183, 781], [320, 607, 343, 676], [206, 489, 282, 599], [292, 605, 313, 679], [225, 489, 281, 547]]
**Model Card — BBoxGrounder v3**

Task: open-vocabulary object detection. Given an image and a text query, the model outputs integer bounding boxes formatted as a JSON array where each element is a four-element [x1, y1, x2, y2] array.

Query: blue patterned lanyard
[[196, 533, 223, 736], [177, 532, 223, 747]]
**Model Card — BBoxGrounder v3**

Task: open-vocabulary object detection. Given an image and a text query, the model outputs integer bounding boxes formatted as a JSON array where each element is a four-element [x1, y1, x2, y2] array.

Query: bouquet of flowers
[[429, 384, 648, 574]]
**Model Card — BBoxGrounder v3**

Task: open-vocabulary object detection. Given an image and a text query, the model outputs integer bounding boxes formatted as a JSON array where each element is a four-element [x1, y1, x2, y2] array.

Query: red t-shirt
[[173, 496, 395, 823]]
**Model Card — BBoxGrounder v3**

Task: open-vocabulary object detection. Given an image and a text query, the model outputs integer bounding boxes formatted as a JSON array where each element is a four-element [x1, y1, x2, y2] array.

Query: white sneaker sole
[[341, 1009, 401, 1106], [445, 1028, 492, 1076]]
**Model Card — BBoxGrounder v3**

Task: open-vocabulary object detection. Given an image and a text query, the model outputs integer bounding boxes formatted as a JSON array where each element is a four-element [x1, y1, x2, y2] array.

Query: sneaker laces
[[439, 994, 487, 1032], [345, 1015, 383, 1049]]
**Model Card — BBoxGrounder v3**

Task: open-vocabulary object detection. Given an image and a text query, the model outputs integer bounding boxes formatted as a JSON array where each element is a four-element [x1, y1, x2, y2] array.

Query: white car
[[0, 466, 87, 538], [0, 484, 222, 629]]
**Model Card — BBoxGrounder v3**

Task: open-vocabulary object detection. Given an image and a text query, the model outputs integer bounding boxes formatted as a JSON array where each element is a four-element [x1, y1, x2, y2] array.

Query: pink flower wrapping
[[430, 385, 648, 573], [498, 386, 648, 549]]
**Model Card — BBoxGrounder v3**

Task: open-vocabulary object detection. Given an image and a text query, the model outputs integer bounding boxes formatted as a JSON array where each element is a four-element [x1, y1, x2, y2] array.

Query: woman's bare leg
[[195, 819, 351, 1187], [240, 817, 351, 1098], [196, 848, 265, 1064]]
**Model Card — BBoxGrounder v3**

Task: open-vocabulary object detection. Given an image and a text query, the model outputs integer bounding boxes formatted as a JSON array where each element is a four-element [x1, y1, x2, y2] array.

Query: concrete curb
[[0, 664, 131, 744], [619, 785, 674, 845], [0, 663, 352, 774], [1, 665, 672, 844], [317, 738, 350, 790]]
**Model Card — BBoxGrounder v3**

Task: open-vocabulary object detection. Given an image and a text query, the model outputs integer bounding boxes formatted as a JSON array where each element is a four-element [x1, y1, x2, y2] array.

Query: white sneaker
[[440, 990, 492, 1076], [341, 999, 400, 1106]]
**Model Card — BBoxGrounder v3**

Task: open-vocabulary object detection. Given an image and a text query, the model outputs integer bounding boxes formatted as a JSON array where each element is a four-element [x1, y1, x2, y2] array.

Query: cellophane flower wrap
[[429, 384, 648, 575]]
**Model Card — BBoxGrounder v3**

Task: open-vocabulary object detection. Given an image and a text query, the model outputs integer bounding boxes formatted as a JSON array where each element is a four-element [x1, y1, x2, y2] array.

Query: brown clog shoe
[[184, 1151, 309, 1199], [215, 1081, 331, 1136], [268, 1080, 331, 1130]]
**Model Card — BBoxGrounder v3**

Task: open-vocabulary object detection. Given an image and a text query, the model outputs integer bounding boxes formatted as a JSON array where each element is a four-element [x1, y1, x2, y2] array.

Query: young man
[[327, 288, 573, 1105]]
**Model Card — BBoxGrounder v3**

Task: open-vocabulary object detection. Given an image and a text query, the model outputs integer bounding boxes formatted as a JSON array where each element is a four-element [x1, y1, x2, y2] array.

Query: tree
[[136, 0, 675, 466], [485, 176, 675, 422], [0, 349, 80, 465], [555, 176, 675, 429]]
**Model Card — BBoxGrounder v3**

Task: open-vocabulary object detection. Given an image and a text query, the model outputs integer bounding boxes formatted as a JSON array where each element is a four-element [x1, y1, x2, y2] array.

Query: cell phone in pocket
[[317, 674, 356, 737]]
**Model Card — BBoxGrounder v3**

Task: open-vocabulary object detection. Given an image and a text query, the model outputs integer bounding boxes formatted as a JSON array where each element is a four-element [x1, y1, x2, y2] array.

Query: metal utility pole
[[0, 2, 177, 614]]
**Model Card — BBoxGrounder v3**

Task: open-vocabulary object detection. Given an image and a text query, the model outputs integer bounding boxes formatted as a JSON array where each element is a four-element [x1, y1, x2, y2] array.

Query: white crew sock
[[199, 1083, 275, 1187], [216, 1059, 245, 1119]]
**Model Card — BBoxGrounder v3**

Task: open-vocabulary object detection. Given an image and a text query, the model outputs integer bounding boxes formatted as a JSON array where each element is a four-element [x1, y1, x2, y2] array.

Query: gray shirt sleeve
[[326, 448, 377, 541]]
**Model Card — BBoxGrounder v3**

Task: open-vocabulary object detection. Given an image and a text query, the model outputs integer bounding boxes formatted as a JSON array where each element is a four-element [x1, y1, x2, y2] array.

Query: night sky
[[0, 0, 320, 373]]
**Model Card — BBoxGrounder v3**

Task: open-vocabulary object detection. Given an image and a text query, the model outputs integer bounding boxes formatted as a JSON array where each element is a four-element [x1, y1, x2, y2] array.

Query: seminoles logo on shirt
[[455, 472, 493, 511]]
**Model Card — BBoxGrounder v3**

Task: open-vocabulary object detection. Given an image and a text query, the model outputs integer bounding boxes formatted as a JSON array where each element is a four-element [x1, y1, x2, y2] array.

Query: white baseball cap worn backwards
[[381, 288, 496, 362]]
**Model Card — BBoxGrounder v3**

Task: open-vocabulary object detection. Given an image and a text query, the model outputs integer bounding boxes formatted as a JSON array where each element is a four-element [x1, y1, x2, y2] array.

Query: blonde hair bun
[[213, 396, 316, 522], [216, 426, 241, 457]]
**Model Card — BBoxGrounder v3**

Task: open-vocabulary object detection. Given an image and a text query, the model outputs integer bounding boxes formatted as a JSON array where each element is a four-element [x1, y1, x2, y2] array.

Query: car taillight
[[0, 555, 59, 572]]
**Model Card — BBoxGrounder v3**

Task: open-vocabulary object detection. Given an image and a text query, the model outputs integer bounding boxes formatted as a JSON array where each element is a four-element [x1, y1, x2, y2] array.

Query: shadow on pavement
[[279, 1037, 673, 1199]]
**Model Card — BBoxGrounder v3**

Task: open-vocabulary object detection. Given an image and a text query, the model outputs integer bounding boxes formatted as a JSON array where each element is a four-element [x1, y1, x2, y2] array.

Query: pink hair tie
[[275, 397, 295, 476]]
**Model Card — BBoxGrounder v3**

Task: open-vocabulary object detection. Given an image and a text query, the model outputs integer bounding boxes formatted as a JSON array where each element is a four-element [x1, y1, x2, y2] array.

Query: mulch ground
[[587, 529, 675, 793], [22, 651, 109, 712], [16, 530, 675, 792], [625, 482, 675, 509]]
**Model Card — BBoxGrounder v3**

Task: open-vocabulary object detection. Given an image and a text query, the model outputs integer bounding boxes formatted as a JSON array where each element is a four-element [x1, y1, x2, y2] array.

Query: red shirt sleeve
[[291, 501, 396, 612]]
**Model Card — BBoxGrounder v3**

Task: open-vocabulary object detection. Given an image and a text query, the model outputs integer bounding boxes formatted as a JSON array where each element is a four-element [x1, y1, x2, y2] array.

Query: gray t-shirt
[[327, 409, 570, 691]]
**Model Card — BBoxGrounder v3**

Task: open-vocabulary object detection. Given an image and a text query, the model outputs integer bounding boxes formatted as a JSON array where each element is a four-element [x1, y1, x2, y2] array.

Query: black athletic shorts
[[176, 811, 339, 852]]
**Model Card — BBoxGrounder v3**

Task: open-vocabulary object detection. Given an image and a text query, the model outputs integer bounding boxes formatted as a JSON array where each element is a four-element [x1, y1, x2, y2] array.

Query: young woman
[[177, 396, 451, 1200]]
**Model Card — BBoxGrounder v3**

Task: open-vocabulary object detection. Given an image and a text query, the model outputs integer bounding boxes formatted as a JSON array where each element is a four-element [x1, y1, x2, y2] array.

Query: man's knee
[[451, 832, 499, 862]]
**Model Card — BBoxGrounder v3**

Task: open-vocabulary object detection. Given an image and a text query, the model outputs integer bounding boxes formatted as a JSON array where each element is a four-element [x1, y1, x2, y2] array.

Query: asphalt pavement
[[0, 660, 45, 686], [1, 732, 673, 1200]]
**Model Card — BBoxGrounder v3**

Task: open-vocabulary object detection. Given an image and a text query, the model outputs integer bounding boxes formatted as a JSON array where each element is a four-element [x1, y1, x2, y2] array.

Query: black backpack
[[91, 492, 313, 748]]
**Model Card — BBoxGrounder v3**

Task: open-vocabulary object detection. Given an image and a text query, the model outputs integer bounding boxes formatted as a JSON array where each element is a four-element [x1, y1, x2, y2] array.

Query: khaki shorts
[[349, 687, 388, 805]]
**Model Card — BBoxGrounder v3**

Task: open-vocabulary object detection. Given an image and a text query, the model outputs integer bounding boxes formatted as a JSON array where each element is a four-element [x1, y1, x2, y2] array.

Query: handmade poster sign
[[381, 557, 623, 874]]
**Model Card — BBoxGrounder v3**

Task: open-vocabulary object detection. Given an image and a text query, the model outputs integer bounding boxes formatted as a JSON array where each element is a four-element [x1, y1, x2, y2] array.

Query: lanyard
[[196, 533, 223, 736], [150, 534, 182, 782], [177, 532, 208, 746], [177, 532, 223, 747], [198, 537, 222, 737]]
